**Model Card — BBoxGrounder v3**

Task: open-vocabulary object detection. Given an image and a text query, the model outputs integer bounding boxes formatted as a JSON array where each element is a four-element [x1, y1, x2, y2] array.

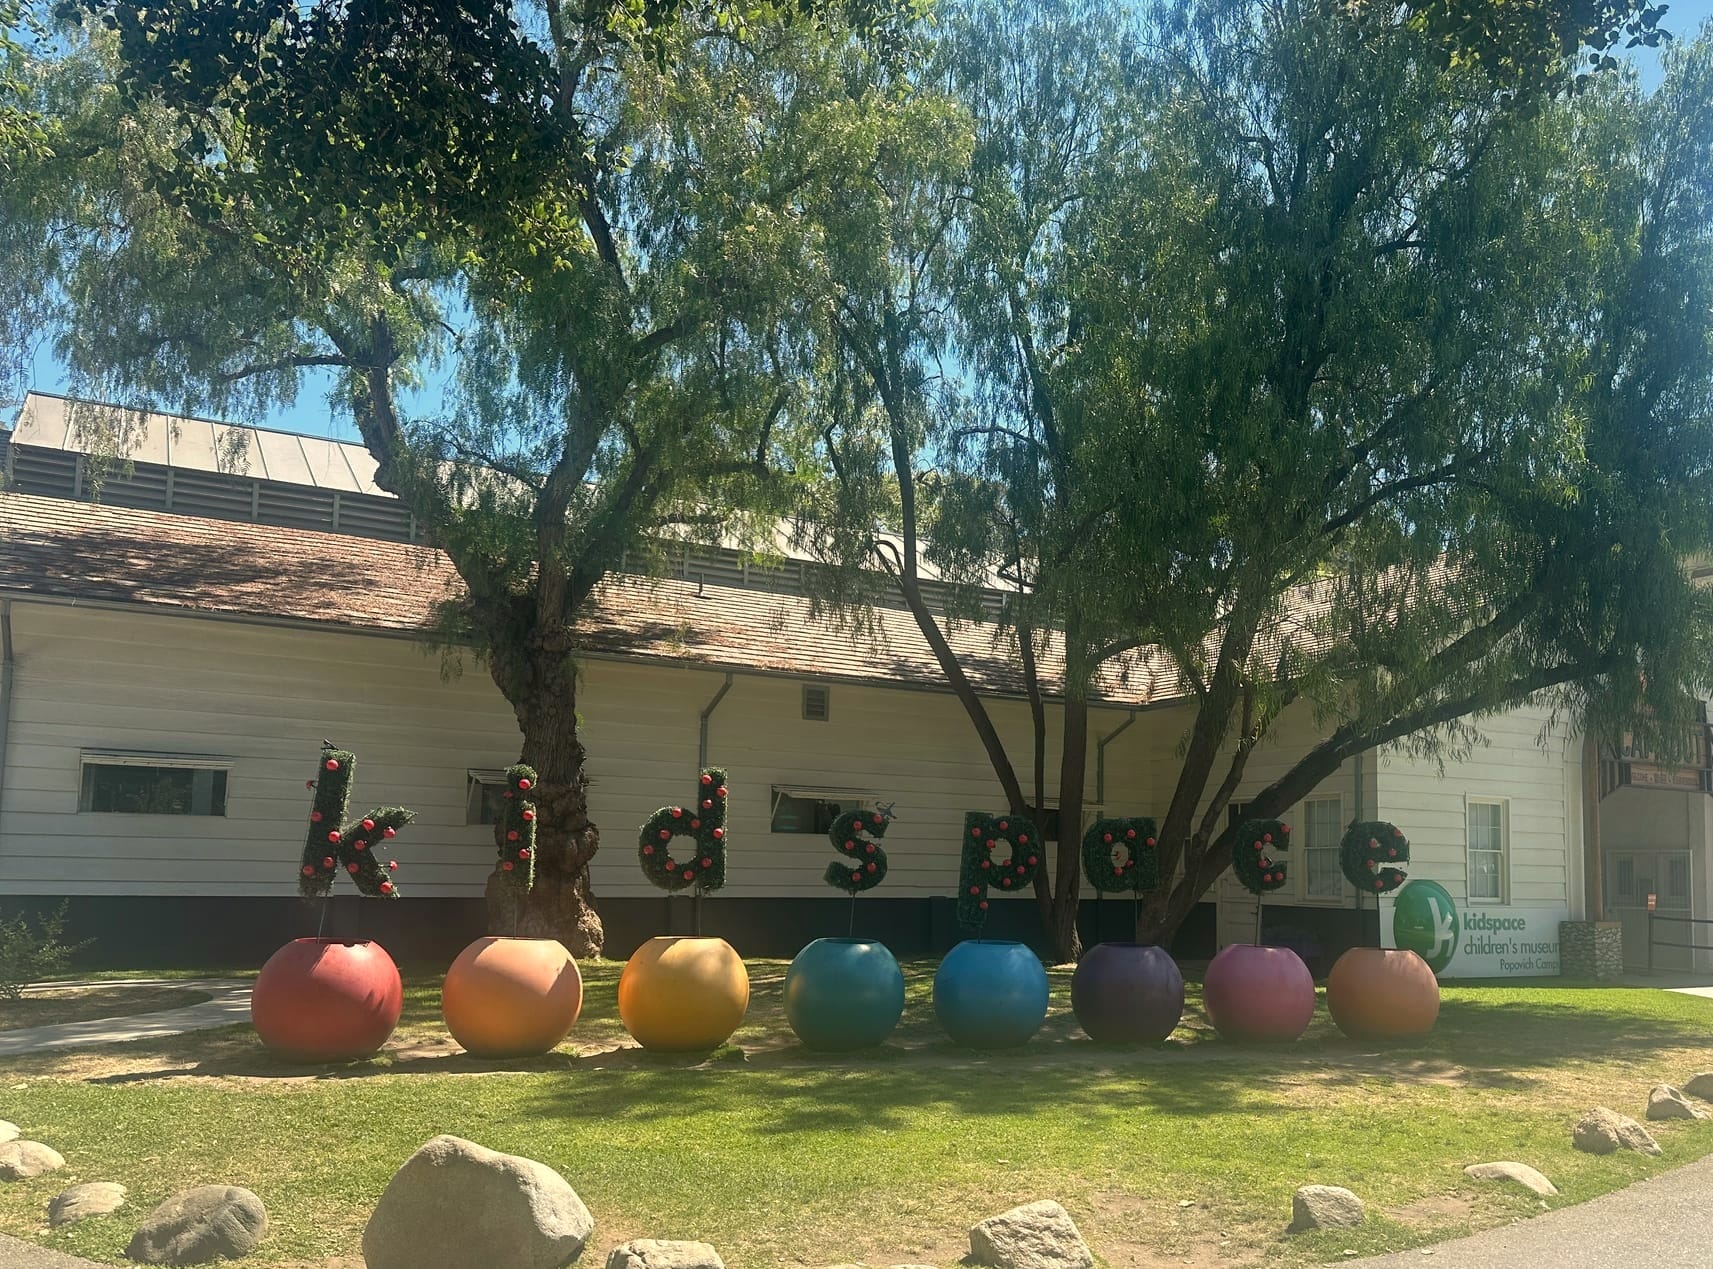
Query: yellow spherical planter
[[442, 936, 583, 1058], [618, 935, 750, 1052]]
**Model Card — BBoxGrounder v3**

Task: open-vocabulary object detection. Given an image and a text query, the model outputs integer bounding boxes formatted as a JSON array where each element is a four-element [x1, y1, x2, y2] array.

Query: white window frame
[[78, 750, 234, 817], [769, 786, 875, 836], [1466, 796, 1509, 904], [1297, 793, 1345, 903]]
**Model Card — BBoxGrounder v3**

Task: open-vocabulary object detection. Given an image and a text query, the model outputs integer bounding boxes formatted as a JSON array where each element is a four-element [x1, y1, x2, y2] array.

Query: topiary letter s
[[1081, 816, 1159, 894], [1341, 820, 1410, 894], [639, 768, 729, 893], [824, 806, 891, 894], [298, 745, 413, 898], [1232, 818, 1291, 895]]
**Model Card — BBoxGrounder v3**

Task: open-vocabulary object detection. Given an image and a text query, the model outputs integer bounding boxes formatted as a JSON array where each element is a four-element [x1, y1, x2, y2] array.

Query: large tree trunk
[[1046, 690, 1090, 963], [484, 631, 605, 956]]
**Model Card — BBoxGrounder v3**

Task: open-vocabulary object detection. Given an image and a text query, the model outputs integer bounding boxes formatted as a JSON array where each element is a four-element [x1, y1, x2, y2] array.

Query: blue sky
[[19, 0, 1713, 442]]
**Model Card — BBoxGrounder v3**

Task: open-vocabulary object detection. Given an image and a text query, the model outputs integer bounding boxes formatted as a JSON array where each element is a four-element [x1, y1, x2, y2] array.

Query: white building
[[0, 393, 1690, 973]]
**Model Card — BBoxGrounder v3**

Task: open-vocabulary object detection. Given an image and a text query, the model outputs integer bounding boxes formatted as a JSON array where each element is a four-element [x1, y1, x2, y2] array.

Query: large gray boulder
[[1647, 1084, 1709, 1121], [125, 1185, 268, 1264], [0, 1140, 64, 1181], [363, 1135, 593, 1269], [604, 1241, 725, 1269], [968, 1200, 1094, 1269], [1574, 1106, 1661, 1155], [1682, 1072, 1713, 1101], [1462, 1162, 1558, 1197], [49, 1181, 128, 1226], [1288, 1185, 1365, 1233]]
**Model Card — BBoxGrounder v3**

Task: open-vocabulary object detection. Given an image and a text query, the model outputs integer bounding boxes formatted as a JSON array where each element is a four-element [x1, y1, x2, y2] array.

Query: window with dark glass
[[79, 762, 228, 815]]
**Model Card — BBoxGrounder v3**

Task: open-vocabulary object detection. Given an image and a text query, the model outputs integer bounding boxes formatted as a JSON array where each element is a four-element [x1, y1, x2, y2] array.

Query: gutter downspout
[[1095, 709, 1138, 808], [691, 672, 735, 935]]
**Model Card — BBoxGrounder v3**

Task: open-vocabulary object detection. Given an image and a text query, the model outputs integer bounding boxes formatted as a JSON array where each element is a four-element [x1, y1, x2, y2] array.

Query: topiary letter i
[[298, 744, 413, 898], [491, 765, 538, 891]]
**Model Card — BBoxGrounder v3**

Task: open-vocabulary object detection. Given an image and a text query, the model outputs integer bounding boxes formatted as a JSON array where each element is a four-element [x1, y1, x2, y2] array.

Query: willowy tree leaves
[[14, 1, 921, 953], [810, 0, 1713, 958]]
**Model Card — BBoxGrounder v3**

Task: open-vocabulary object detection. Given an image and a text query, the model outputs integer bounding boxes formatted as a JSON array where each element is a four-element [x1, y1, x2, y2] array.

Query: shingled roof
[[0, 490, 1182, 706]]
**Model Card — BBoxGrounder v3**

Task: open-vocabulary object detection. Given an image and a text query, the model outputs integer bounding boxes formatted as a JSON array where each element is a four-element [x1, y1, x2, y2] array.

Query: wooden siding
[[1374, 704, 1580, 911]]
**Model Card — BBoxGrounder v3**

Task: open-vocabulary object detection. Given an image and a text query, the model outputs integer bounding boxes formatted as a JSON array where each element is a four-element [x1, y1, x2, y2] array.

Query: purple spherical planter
[[1202, 944, 1315, 1042], [1071, 943, 1185, 1044]]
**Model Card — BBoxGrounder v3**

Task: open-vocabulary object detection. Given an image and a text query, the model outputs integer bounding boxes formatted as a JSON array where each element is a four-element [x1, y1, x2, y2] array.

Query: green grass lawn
[[2, 963, 1711, 1268]]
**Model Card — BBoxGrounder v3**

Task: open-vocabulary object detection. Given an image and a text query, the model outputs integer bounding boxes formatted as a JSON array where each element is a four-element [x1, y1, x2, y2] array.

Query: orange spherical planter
[[441, 936, 584, 1057], [618, 935, 750, 1052], [1326, 947, 1441, 1039]]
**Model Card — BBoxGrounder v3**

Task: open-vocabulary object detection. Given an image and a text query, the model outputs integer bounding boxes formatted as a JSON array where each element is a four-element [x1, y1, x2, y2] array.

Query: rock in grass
[[1573, 1106, 1661, 1156], [364, 1135, 592, 1269], [0, 1120, 18, 1144], [605, 1240, 726, 1269], [1647, 1084, 1709, 1121], [0, 1140, 64, 1181], [1682, 1072, 1713, 1101], [1288, 1185, 1365, 1233], [968, 1199, 1094, 1269], [49, 1181, 127, 1226], [125, 1185, 267, 1264], [1463, 1162, 1558, 1197]]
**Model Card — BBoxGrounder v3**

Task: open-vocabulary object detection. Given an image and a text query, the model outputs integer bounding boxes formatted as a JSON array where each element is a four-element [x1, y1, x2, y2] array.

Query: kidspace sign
[[1383, 882, 1566, 978]]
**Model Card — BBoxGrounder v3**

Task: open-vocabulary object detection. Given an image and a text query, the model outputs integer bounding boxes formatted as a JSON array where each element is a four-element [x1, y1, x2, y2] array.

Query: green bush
[[0, 902, 92, 999]]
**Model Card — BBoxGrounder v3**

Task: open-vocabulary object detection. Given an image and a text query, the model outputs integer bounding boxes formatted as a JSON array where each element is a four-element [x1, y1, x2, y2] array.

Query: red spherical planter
[[251, 938, 403, 1062], [1201, 943, 1316, 1043], [442, 936, 583, 1058], [1326, 947, 1440, 1040]]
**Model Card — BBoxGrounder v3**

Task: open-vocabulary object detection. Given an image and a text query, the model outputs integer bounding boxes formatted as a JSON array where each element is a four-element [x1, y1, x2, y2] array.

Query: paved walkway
[[0, 1235, 104, 1269], [0, 979, 251, 1057], [1342, 1150, 1713, 1267]]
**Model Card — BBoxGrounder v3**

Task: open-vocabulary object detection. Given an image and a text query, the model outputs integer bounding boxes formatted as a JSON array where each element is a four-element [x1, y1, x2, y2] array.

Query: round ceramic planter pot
[[933, 939, 1050, 1049], [251, 938, 403, 1062], [617, 935, 750, 1052], [1325, 947, 1440, 1039], [1201, 943, 1316, 1043], [441, 936, 584, 1058], [784, 938, 906, 1051], [1070, 942, 1185, 1044]]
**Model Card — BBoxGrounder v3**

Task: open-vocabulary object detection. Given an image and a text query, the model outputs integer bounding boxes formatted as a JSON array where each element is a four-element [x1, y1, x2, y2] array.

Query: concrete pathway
[[0, 979, 251, 1057], [0, 1235, 104, 1269], [1341, 1151, 1713, 1268]]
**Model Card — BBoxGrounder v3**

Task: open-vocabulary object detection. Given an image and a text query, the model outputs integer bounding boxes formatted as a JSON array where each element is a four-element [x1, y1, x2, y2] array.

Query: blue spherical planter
[[784, 938, 906, 1051], [933, 939, 1050, 1049]]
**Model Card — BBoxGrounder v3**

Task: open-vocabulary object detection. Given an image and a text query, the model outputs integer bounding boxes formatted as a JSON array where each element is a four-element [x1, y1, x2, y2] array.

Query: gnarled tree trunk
[[484, 629, 604, 956]]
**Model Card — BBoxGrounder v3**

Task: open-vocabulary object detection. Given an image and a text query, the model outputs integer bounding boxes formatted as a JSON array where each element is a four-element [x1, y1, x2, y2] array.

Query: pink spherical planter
[[1202, 943, 1316, 1042], [251, 938, 403, 1062]]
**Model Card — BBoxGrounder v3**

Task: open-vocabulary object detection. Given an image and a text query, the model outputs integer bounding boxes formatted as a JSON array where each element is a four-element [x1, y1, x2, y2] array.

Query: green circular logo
[[1394, 879, 1459, 974]]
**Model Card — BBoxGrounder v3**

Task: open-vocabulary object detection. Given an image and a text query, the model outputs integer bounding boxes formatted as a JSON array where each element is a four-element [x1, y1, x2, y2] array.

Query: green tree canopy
[[810, 0, 1713, 957], [10, 0, 920, 951]]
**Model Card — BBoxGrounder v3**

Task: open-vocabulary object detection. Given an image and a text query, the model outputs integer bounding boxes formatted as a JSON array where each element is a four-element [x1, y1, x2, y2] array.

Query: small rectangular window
[[1302, 796, 1344, 898], [1467, 799, 1506, 902], [771, 789, 863, 834], [79, 759, 228, 816], [1616, 856, 1636, 899], [1668, 855, 1691, 901], [466, 772, 511, 826], [802, 684, 831, 721]]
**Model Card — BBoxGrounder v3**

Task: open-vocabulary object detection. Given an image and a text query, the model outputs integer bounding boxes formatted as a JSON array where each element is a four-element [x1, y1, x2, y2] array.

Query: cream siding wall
[[0, 601, 1586, 921], [0, 602, 1136, 906], [1373, 703, 1582, 916]]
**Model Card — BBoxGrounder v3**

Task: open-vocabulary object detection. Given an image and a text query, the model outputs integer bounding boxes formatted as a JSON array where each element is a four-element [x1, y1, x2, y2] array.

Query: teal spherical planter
[[784, 938, 906, 1051], [933, 939, 1050, 1049]]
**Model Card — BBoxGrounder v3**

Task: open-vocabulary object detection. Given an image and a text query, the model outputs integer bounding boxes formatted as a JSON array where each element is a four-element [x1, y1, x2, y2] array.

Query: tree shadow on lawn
[[58, 972, 1713, 1101]]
